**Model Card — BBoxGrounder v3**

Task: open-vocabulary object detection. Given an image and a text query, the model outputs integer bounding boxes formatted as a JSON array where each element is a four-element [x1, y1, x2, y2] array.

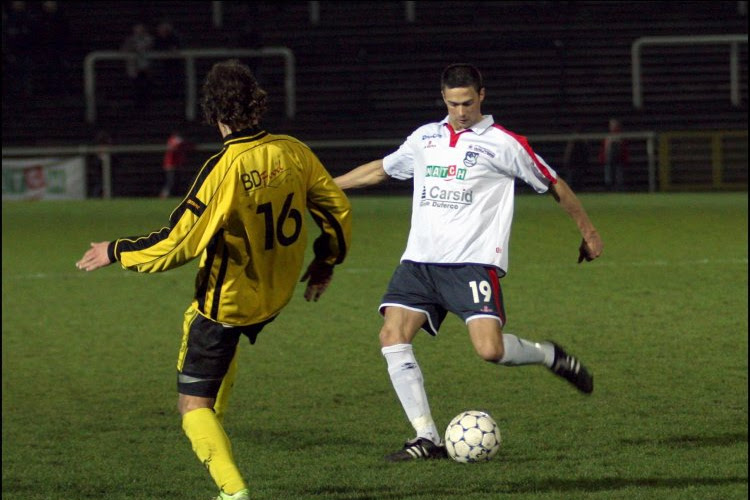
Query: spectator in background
[[153, 20, 183, 93], [599, 118, 629, 191], [561, 127, 591, 190], [160, 128, 190, 199], [35, 1, 71, 95], [121, 23, 154, 108], [153, 20, 181, 51], [4, 1, 35, 97]]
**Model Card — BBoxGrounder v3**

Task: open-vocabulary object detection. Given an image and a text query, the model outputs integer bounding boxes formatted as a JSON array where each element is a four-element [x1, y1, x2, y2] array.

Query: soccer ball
[[444, 410, 501, 463]]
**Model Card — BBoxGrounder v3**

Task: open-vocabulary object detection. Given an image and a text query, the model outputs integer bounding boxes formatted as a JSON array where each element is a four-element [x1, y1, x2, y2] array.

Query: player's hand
[[578, 232, 603, 263], [76, 241, 113, 271], [300, 260, 334, 302]]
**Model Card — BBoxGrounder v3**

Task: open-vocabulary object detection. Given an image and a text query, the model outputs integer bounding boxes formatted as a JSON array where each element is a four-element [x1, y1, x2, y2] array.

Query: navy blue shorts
[[177, 308, 275, 397], [379, 261, 506, 335]]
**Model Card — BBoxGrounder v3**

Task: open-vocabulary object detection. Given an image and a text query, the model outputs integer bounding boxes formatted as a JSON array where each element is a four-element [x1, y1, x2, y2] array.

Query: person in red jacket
[[599, 118, 629, 191], [160, 129, 190, 198]]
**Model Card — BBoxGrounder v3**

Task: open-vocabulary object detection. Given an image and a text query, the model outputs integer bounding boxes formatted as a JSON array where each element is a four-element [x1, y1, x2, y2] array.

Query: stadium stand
[[2, 1, 747, 194]]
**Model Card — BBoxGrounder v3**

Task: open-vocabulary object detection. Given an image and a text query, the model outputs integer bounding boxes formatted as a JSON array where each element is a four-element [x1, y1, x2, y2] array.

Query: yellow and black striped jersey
[[107, 128, 352, 326]]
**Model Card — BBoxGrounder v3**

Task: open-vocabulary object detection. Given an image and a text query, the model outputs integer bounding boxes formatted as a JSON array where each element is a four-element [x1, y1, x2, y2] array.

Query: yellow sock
[[214, 348, 239, 424], [182, 407, 247, 494]]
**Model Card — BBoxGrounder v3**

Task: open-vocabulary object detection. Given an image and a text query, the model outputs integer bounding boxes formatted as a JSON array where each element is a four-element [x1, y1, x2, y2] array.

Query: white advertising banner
[[2, 157, 86, 200]]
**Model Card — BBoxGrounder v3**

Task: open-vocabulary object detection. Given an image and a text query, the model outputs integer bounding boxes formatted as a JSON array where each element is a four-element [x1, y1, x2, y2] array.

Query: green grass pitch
[[2, 192, 747, 500]]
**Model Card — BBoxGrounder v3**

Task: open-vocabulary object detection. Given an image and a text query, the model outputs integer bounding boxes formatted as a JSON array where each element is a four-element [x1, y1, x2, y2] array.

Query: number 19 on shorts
[[468, 280, 492, 303]]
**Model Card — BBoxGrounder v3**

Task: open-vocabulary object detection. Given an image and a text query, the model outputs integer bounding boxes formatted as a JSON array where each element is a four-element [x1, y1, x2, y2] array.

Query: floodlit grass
[[2, 193, 747, 500]]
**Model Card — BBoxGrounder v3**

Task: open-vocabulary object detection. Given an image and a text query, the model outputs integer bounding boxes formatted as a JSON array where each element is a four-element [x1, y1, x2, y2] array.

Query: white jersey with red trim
[[383, 115, 557, 273]]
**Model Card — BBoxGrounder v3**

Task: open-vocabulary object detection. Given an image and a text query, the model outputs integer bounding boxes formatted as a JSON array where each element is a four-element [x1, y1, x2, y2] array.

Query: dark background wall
[[2, 1, 747, 195]]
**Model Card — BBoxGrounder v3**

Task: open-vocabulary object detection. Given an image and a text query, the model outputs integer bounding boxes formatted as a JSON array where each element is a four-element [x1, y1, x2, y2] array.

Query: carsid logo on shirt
[[425, 165, 466, 181], [420, 185, 474, 209]]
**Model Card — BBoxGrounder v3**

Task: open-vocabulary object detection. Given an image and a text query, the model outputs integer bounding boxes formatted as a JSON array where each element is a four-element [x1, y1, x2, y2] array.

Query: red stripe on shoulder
[[491, 124, 556, 183]]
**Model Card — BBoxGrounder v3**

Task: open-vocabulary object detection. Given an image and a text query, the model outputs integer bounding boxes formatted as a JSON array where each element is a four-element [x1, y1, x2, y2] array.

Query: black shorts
[[379, 261, 506, 336], [177, 307, 275, 397]]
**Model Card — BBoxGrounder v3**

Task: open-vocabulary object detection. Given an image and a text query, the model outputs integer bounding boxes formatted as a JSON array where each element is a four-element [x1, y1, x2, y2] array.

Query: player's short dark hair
[[441, 64, 484, 93], [201, 59, 268, 130]]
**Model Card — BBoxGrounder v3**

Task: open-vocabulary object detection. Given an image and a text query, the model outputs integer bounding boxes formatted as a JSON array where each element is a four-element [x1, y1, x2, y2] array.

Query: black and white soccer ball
[[444, 410, 501, 463]]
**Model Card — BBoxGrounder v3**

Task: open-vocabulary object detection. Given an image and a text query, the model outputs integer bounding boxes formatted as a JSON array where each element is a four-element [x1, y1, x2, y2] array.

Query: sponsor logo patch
[[419, 185, 474, 209], [463, 151, 479, 167], [241, 161, 289, 192], [425, 164, 466, 181], [468, 144, 495, 158]]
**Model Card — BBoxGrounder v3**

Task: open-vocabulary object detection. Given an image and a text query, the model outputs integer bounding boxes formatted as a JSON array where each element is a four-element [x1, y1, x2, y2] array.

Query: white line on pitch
[[4, 257, 747, 281]]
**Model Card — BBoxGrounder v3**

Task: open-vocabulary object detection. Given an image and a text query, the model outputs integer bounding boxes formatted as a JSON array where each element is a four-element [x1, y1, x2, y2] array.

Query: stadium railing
[[631, 34, 748, 109], [3, 132, 661, 199], [83, 47, 296, 124], [11, 130, 747, 196], [658, 130, 748, 190]]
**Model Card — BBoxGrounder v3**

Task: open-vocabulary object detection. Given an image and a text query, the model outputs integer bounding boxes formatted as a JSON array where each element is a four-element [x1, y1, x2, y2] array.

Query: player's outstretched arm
[[548, 178, 603, 263], [334, 159, 389, 190], [75, 241, 113, 271]]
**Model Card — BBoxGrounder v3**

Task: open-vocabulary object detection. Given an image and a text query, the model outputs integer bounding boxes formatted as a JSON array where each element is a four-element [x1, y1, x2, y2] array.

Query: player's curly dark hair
[[441, 63, 483, 93], [200, 59, 268, 130]]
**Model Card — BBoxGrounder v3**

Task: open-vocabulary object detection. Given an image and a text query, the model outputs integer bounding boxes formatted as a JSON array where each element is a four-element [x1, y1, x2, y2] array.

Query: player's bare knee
[[379, 325, 404, 347], [476, 343, 504, 363], [378, 330, 390, 347], [177, 397, 190, 415], [177, 394, 214, 416], [177, 396, 195, 416]]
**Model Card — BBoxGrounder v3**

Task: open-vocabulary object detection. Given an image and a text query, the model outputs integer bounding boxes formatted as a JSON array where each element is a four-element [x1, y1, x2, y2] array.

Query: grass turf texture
[[2, 192, 747, 500]]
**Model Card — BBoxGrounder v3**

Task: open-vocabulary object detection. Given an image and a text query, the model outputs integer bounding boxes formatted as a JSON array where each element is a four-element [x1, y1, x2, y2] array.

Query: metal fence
[[3, 132, 663, 199]]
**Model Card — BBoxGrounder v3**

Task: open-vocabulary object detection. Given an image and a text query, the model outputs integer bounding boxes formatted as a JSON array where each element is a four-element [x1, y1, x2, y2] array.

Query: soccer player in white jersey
[[335, 63, 603, 461]]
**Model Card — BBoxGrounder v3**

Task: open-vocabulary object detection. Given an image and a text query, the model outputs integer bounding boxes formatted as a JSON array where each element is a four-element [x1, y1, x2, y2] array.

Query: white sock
[[498, 333, 555, 367], [382, 344, 441, 444]]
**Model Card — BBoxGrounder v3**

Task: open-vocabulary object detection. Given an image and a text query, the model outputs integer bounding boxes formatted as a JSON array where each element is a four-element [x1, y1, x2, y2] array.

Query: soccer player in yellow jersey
[[76, 60, 352, 500]]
